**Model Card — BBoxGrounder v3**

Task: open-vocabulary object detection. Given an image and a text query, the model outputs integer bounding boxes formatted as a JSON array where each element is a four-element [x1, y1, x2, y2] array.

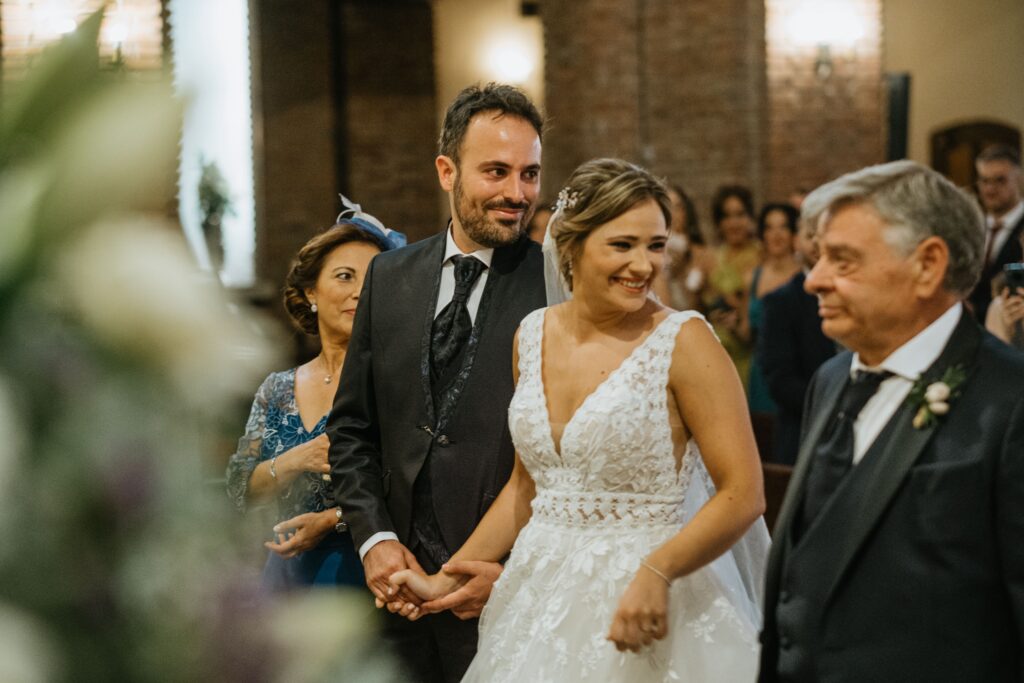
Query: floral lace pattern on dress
[[225, 368, 332, 519], [463, 308, 758, 683]]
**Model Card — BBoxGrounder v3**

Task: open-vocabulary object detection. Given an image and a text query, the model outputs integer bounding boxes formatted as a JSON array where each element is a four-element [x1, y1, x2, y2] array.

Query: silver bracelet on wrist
[[269, 456, 278, 480], [639, 559, 671, 586]]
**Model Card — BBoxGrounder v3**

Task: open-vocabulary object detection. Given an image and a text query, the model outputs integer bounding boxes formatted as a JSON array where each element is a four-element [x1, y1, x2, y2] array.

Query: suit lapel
[[772, 361, 848, 542], [819, 313, 984, 605], [418, 233, 447, 427], [765, 358, 850, 596]]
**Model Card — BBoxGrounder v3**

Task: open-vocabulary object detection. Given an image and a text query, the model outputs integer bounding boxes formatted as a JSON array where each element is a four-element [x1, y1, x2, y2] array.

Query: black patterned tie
[[431, 255, 486, 381], [797, 370, 892, 535]]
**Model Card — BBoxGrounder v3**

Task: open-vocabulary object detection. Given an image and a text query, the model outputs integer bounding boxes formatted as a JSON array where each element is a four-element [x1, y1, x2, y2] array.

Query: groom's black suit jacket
[[759, 312, 1024, 682], [327, 231, 545, 556]]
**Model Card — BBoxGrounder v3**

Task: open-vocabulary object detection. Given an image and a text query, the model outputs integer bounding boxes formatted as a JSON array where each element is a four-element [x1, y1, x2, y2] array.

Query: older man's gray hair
[[800, 160, 984, 296]]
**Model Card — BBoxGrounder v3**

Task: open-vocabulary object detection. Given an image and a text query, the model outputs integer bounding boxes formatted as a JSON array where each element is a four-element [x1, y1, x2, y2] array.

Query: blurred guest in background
[[985, 230, 1024, 349], [743, 204, 801, 448], [653, 183, 707, 311], [968, 145, 1023, 322], [788, 186, 809, 211], [757, 211, 836, 465], [704, 184, 760, 391], [527, 200, 552, 244], [226, 206, 404, 590]]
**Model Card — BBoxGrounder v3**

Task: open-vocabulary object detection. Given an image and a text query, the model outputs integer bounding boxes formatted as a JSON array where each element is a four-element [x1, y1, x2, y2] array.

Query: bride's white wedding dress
[[462, 308, 767, 682]]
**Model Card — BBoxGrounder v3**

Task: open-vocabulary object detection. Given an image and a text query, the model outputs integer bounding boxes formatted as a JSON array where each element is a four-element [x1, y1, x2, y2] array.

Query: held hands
[[265, 509, 335, 558], [363, 540, 425, 612], [386, 567, 466, 620], [387, 560, 504, 621], [607, 562, 671, 653]]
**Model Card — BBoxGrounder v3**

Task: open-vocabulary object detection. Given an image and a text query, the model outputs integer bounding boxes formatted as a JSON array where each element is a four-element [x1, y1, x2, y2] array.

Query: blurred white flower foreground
[[0, 11, 398, 683]]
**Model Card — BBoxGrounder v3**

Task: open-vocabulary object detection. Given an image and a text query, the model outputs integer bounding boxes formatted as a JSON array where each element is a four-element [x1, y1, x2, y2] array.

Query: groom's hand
[[363, 540, 424, 608], [420, 560, 503, 620]]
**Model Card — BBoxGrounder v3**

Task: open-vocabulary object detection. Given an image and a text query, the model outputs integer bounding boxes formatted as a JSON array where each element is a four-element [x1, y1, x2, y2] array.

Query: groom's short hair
[[801, 160, 985, 296], [438, 83, 544, 166]]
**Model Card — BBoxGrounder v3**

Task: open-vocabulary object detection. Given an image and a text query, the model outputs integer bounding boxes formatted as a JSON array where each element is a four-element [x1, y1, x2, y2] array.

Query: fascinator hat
[[336, 194, 407, 251]]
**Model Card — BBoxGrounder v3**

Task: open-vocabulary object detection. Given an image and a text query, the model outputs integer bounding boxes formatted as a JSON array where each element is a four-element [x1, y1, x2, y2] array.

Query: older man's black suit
[[759, 313, 1024, 682], [327, 231, 544, 681]]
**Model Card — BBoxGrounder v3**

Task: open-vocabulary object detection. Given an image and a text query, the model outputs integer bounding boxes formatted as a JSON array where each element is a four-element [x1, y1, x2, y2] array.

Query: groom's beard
[[453, 174, 534, 248]]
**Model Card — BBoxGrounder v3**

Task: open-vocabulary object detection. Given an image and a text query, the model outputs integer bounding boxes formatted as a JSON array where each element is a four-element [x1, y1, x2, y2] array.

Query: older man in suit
[[328, 84, 546, 682], [759, 160, 1024, 682]]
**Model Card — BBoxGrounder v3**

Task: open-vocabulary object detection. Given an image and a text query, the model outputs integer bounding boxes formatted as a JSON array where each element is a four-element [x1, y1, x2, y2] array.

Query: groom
[[327, 83, 546, 682], [759, 161, 1024, 681]]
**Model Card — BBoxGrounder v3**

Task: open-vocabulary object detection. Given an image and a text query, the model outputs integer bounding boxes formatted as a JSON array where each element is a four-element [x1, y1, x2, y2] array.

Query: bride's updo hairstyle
[[550, 158, 671, 291]]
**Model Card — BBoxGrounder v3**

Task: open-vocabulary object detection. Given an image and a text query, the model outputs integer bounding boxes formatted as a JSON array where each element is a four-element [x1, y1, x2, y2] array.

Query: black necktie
[[798, 370, 892, 534], [431, 255, 486, 381]]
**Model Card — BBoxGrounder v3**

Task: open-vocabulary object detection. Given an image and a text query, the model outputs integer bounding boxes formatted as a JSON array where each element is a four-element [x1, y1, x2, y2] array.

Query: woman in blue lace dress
[[226, 203, 404, 590]]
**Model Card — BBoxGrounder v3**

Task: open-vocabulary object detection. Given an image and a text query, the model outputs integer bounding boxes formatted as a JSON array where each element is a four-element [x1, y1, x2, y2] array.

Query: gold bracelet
[[639, 559, 671, 586], [269, 457, 278, 480]]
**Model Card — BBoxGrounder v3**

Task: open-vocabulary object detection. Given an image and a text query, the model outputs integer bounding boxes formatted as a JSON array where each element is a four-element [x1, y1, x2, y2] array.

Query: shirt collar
[[989, 200, 1024, 229], [443, 225, 494, 267], [851, 302, 963, 381]]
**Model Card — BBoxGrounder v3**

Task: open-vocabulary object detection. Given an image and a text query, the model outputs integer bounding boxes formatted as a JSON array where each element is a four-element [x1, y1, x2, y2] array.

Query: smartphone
[[1004, 263, 1024, 292]]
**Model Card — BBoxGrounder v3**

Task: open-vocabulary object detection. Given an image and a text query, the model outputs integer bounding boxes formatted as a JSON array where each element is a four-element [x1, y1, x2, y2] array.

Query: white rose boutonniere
[[907, 365, 967, 429]]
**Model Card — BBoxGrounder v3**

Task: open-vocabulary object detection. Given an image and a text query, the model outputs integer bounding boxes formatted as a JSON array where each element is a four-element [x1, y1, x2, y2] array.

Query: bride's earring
[[310, 302, 318, 313]]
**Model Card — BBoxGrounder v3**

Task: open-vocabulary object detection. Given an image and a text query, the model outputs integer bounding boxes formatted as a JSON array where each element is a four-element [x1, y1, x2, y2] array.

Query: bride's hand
[[607, 564, 670, 653], [387, 569, 465, 620]]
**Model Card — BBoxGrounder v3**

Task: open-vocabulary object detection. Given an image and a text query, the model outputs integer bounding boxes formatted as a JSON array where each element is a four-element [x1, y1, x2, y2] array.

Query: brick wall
[[251, 0, 439, 320], [764, 0, 884, 201], [251, 0, 339, 294], [339, 1, 440, 243], [543, 0, 768, 235], [643, 0, 768, 233], [542, 0, 883, 233], [541, 0, 643, 201]]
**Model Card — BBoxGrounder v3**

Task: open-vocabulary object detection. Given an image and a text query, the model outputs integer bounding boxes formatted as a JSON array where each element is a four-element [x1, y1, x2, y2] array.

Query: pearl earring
[[310, 303, 318, 313]]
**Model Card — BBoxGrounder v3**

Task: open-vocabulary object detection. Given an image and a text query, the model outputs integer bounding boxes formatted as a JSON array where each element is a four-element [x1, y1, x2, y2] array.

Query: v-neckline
[[291, 368, 328, 434], [538, 309, 674, 460]]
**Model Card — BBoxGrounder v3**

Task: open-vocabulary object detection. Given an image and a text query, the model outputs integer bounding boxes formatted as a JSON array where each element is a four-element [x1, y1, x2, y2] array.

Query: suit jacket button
[[779, 590, 791, 603], [437, 434, 450, 446], [780, 635, 792, 649]]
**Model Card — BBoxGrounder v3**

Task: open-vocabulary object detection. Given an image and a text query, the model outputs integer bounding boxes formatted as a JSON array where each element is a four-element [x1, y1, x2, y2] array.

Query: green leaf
[[0, 10, 105, 165]]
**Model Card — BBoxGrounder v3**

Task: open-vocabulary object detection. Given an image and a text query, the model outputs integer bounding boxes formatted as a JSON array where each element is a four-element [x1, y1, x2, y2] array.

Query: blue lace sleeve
[[225, 374, 274, 512]]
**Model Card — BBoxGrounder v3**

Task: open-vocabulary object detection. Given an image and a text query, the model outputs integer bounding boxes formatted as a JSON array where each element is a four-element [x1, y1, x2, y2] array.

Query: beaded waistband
[[530, 488, 685, 528]]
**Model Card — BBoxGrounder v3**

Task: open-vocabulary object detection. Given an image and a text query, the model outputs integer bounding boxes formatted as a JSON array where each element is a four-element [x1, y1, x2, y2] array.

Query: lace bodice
[[509, 308, 706, 527], [468, 307, 760, 682]]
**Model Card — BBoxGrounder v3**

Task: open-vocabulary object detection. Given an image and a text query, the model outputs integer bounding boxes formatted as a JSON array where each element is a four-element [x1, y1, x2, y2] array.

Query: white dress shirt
[[434, 228, 494, 321], [986, 200, 1024, 266], [848, 303, 962, 464], [358, 227, 493, 561]]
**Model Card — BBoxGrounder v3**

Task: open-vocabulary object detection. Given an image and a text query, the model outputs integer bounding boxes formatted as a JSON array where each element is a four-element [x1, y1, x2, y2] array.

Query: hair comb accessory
[[555, 187, 579, 213], [336, 194, 408, 251]]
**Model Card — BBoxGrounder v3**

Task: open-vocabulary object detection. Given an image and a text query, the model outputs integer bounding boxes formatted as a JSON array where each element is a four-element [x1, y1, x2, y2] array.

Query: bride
[[391, 158, 769, 681]]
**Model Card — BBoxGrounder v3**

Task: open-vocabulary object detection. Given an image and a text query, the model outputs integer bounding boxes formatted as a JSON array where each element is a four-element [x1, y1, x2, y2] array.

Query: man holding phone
[[968, 145, 1024, 322], [985, 229, 1024, 349]]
